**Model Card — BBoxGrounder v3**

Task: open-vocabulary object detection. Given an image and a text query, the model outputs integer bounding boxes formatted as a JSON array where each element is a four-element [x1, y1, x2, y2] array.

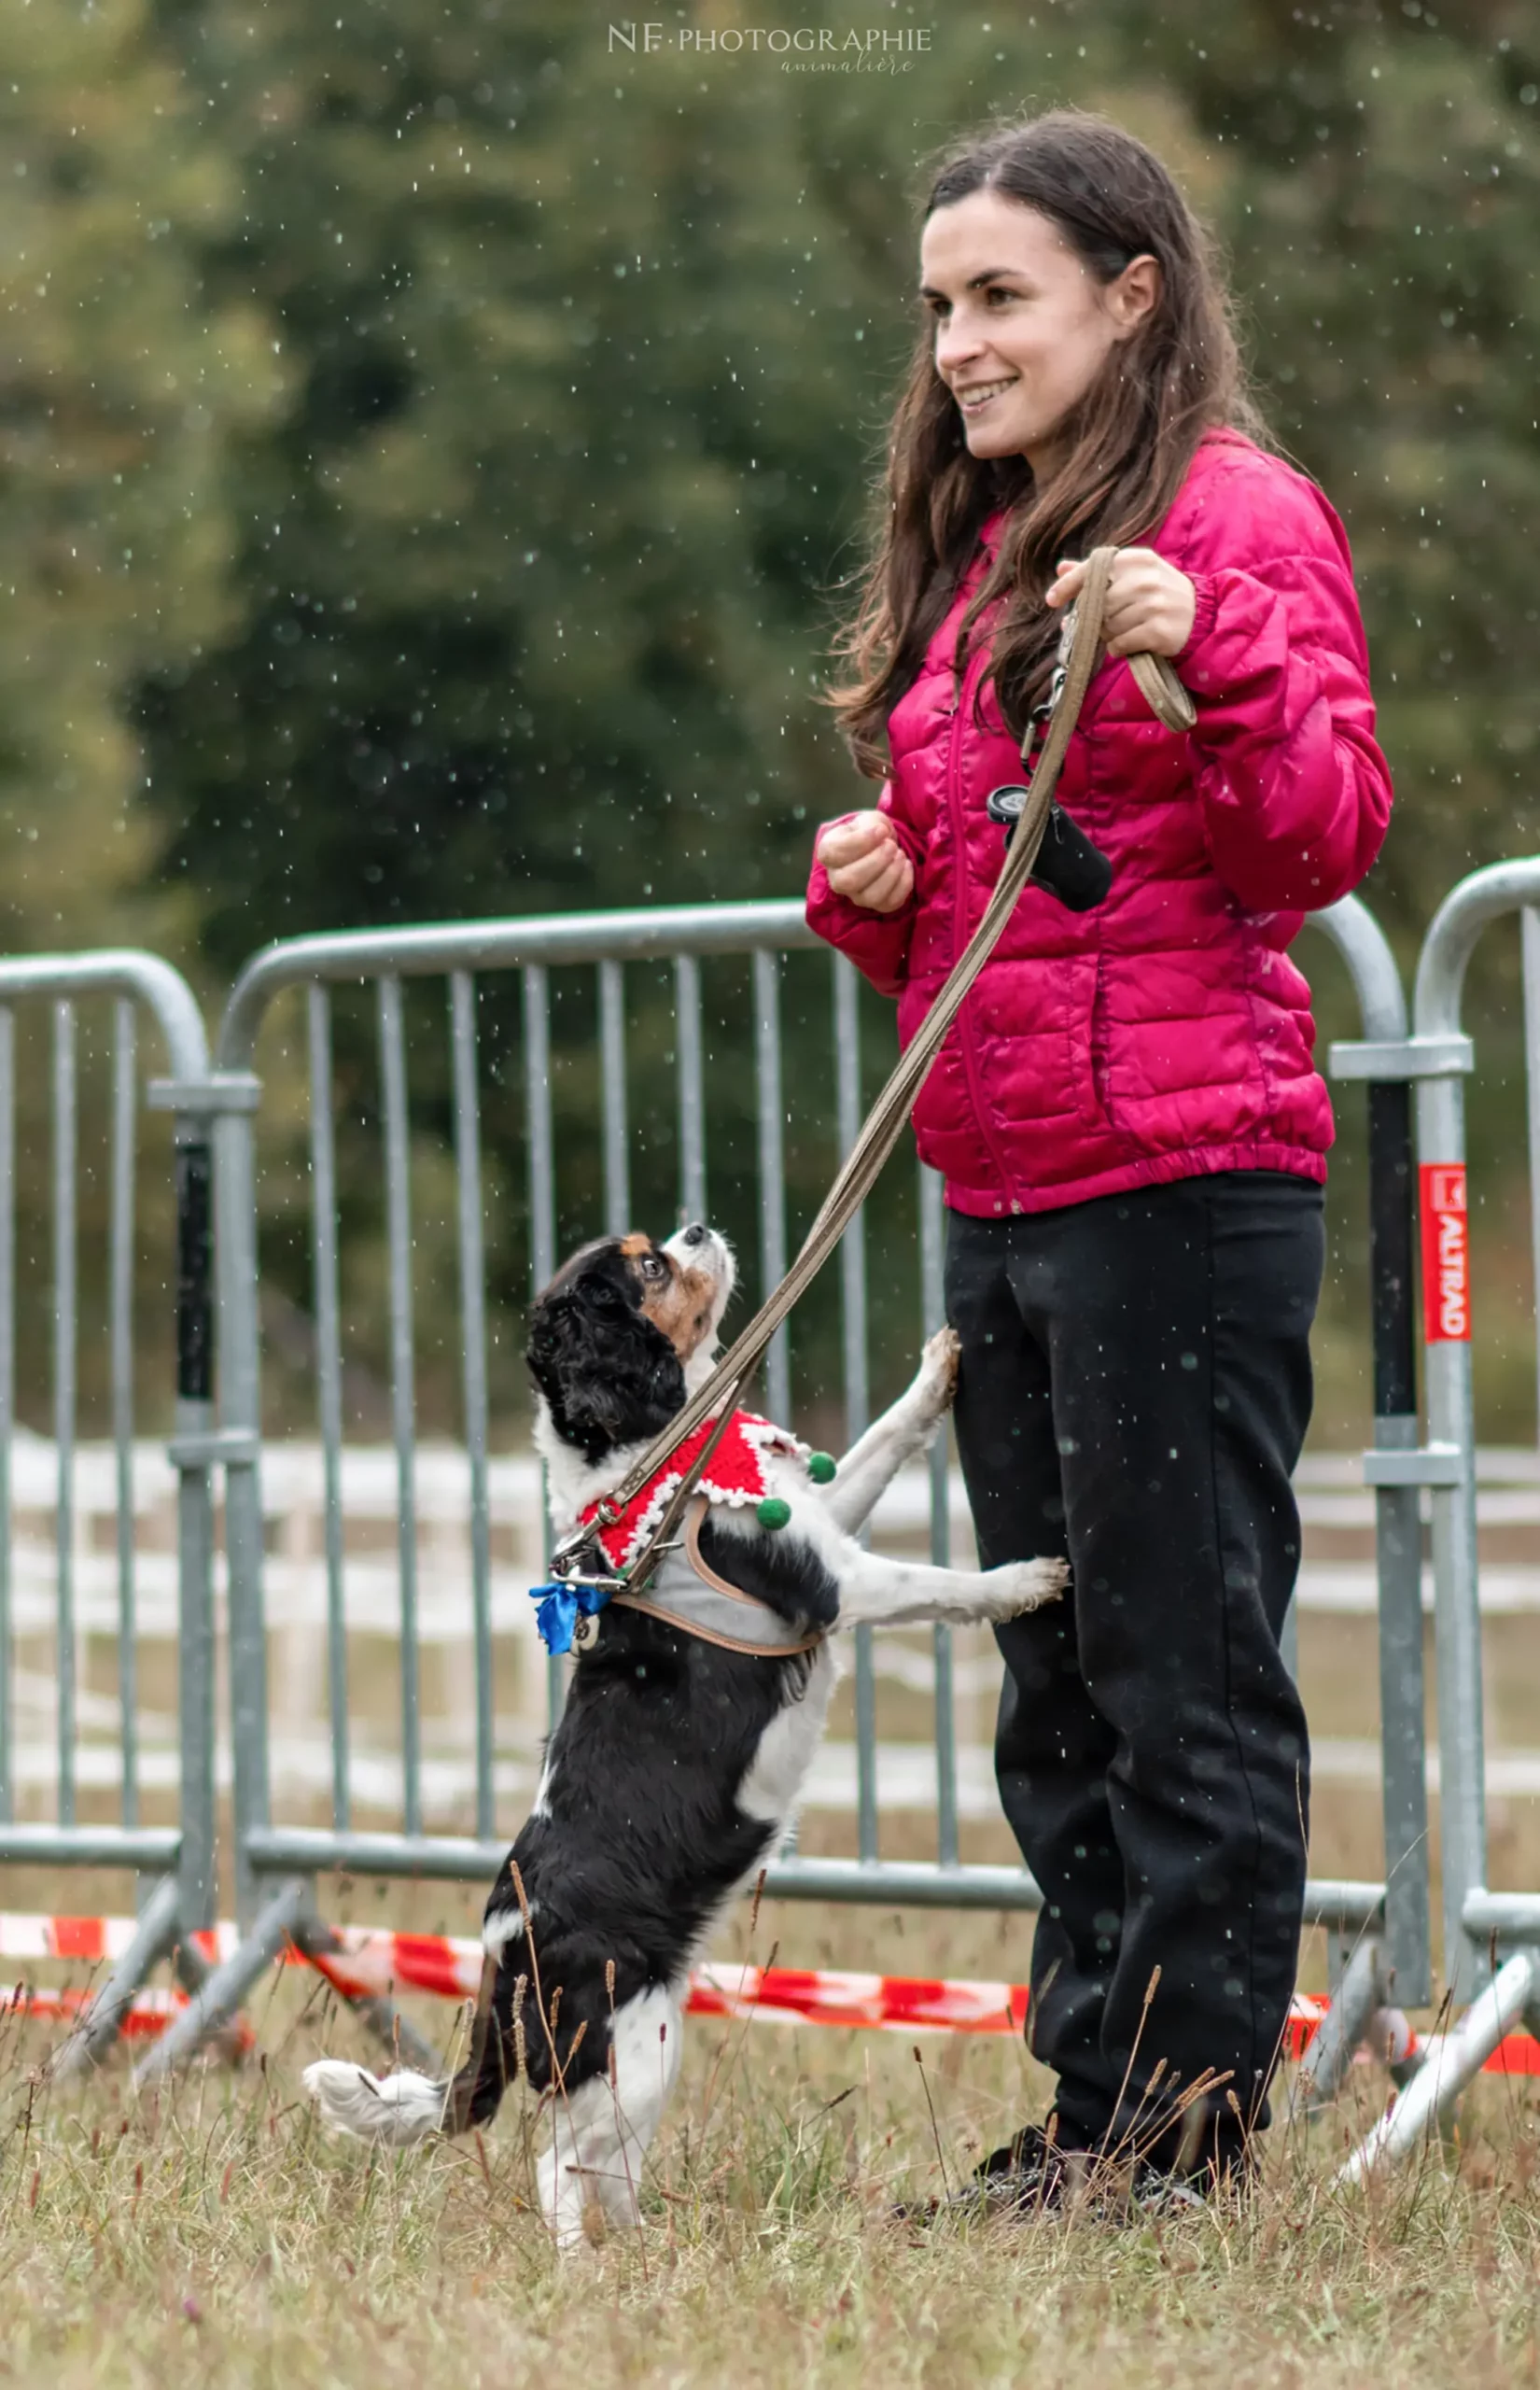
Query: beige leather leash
[[1129, 648, 1196, 733], [569, 547, 1193, 1592]]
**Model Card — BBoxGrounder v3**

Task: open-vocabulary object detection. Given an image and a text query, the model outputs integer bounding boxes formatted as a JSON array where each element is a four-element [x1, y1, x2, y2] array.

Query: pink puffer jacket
[[805, 429, 1393, 1216]]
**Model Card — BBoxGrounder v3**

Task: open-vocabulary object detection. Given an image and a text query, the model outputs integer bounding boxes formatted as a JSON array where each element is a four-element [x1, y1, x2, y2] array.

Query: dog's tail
[[301, 2059, 454, 2145], [304, 1955, 510, 2147]]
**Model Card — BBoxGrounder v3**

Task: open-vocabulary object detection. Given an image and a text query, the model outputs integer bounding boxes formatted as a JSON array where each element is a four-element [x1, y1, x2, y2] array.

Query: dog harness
[[531, 1410, 832, 1659], [604, 1497, 826, 1657]]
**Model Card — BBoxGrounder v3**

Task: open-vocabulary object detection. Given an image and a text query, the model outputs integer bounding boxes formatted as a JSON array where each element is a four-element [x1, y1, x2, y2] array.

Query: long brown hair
[[826, 110, 1268, 778]]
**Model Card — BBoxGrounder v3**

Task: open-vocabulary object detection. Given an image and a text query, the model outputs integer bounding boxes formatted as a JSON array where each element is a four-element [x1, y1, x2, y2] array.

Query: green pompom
[[806, 1452, 836, 1485], [756, 1496, 792, 1532]]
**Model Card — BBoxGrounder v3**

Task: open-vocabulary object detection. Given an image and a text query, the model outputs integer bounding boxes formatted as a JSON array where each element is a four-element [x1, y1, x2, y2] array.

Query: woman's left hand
[[1046, 548, 1196, 660]]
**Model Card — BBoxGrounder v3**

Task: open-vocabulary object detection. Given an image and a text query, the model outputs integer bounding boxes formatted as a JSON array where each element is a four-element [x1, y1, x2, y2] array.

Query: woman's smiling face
[[918, 190, 1159, 475]]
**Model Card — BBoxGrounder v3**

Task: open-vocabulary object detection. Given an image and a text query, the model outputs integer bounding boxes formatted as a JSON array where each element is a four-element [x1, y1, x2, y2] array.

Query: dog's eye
[[638, 1254, 667, 1281]]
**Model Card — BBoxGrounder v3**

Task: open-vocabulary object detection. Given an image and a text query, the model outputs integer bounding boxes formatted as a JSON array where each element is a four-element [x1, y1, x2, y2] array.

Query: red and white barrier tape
[[1, 1985, 191, 2039], [0, 1912, 230, 1967], [2, 1914, 1536, 2075]]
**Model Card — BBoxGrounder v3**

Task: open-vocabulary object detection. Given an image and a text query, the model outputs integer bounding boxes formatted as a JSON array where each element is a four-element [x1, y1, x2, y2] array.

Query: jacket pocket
[[1067, 952, 1113, 1132]]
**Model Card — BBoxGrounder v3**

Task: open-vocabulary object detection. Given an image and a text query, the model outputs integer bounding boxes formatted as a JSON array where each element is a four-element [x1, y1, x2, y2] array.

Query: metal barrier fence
[[0, 951, 231, 2075], [1339, 860, 1540, 2175], [140, 891, 1427, 2074]]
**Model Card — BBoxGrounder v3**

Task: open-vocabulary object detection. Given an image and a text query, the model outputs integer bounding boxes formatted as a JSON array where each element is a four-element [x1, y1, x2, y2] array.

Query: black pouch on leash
[[986, 787, 1113, 913], [982, 612, 1194, 915]]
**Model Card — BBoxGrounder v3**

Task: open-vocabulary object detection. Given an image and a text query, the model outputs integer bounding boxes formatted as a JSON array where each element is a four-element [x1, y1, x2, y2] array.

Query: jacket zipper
[[945, 630, 1023, 1214]]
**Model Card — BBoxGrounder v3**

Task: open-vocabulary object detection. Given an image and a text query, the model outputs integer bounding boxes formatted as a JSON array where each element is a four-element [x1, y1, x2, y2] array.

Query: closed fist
[[1047, 547, 1197, 660], [816, 811, 916, 914]]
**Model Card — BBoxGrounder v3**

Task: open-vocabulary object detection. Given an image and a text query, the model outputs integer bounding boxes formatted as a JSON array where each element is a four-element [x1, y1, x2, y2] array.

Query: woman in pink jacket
[[807, 112, 1392, 2209]]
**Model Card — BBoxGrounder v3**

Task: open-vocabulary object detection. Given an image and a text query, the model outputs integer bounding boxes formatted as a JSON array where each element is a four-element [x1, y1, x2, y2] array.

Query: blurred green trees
[[120, 0, 1540, 957], [0, 0, 287, 956], [7, 0, 1536, 952]]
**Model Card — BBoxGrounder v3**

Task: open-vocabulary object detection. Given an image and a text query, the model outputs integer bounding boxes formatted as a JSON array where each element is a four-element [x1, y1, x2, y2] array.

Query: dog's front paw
[[977, 1556, 1069, 1621], [913, 1326, 961, 1421]]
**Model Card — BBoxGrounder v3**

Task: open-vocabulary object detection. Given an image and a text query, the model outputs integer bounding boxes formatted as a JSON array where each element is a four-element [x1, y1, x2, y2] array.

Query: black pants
[[945, 1171, 1323, 2175]]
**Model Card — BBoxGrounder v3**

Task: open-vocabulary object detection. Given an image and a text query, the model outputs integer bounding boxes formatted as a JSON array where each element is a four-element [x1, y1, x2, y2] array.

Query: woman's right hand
[[816, 811, 916, 914]]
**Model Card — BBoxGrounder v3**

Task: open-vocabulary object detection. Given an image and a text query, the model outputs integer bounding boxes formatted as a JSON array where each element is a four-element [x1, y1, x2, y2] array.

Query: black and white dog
[[305, 1223, 1064, 2246]]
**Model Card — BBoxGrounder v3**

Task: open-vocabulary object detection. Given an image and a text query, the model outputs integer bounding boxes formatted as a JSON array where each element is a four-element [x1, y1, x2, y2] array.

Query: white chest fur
[[735, 1643, 838, 1826]]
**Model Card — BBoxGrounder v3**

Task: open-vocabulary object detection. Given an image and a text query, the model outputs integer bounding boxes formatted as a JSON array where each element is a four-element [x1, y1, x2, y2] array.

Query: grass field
[[2, 1880, 1539, 2390]]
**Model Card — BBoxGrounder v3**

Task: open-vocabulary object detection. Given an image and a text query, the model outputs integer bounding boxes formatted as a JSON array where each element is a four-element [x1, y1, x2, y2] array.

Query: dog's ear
[[526, 1276, 686, 1464]]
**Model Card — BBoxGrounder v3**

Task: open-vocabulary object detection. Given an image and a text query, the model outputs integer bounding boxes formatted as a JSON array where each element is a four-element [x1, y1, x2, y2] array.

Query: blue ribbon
[[530, 1577, 613, 1657]]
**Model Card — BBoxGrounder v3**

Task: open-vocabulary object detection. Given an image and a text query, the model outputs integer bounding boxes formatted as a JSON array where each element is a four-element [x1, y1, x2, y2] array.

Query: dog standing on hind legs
[[304, 1222, 1065, 2248]]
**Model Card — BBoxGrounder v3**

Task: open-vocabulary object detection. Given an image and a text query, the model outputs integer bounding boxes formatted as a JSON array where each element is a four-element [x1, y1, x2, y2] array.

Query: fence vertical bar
[[1315, 894, 1434, 2010], [171, 1103, 218, 1931], [0, 1006, 12, 1825], [377, 976, 421, 1840], [1411, 919, 1487, 2003], [675, 954, 707, 1227], [450, 972, 495, 1846], [598, 959, 630, 1236], [918, 1161, 959, 1868], [1524, 908, 1540, 1470], [110, 1001, 138, 1829], [215, 1069, 270, 1930], [525, 966, 557, 1294], [53, 1001, 77, 1829], [833, 956, 877, 1863], [524, 964, 562, 1726], [753, 951, 791, 1427], [307, 986, 350, 1835], [1367, 1074, 1431, 2003]]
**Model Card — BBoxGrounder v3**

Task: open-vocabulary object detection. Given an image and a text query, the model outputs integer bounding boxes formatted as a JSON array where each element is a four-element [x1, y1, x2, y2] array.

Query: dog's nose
[[680, 1221, 709, 1246]]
